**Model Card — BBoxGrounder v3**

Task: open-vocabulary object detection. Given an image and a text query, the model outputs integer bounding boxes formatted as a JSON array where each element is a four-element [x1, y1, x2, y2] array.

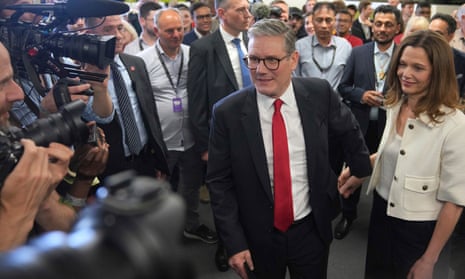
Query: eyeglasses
[[373, 21, 396, 28], [244, 55, 290, 71], [196, 14, 213, 20]]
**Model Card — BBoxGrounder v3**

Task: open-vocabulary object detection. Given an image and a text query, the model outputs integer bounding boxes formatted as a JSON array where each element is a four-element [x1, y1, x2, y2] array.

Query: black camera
[[0, 100, 90, 188], [0, 171, 194, 279]]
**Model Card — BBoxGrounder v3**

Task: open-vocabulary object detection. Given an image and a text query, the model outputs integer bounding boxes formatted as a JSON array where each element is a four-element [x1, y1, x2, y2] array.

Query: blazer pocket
[[403, 176, 441, 212]]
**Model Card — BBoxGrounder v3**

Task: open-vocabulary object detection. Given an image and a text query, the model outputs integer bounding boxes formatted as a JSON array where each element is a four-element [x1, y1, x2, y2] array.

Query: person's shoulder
[[351, 41, 373, 54], [295, 35, 311, 49], [214, 88, 251, 111]]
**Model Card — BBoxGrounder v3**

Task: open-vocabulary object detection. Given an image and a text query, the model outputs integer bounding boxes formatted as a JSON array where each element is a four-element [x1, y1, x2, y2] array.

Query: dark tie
[[110, 61, 143, 155], [231, 38, 252, 88], [272, 99, 293, 232]]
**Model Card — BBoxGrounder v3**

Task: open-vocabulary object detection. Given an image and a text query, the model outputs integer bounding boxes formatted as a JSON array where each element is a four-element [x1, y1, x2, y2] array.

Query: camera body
[[0, 101, 90, 188]]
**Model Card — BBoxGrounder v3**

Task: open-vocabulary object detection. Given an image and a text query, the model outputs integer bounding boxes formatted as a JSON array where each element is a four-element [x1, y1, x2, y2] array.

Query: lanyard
[[155, 45, 184, 90]]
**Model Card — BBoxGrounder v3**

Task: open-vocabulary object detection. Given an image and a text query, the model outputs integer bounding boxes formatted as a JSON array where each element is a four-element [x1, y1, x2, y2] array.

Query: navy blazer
[[338, 42, 391, 137], [453, 48, 465, 98], [188, 29, 243, 153], [182, 30, 199, 46], [207, 77, 372, 263]]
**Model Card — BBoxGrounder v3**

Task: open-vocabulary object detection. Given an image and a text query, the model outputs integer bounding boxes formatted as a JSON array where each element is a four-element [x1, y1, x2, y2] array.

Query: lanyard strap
[[155, 45, 184, 90]]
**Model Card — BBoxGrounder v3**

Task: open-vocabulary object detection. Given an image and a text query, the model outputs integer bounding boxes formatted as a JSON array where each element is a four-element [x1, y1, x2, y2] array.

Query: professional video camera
[[0, 100, 90, 188], [0, 171, 194, 279], [0, 0, 129, 96]]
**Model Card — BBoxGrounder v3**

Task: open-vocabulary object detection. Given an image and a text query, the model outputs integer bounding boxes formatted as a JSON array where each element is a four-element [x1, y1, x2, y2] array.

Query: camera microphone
[[6, 0, 129, 18]]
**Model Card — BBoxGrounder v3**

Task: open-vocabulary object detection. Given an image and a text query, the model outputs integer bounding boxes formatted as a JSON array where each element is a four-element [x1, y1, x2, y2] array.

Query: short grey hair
[[154, 8, 183, 28], [247, 19, 296, 54]]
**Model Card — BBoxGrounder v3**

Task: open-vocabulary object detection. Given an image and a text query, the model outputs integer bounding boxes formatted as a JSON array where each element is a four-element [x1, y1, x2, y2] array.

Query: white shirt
[[256, 83, 311, 221], [219, 26, 247, 89]]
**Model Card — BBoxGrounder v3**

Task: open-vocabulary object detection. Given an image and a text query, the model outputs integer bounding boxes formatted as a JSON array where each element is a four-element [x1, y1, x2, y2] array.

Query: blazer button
[[389, 202, 395, 207], [422, 185, 428, 191], [400, 150, 406, 155], [408, 124, 414, 129], [393, 175, 398, 181]]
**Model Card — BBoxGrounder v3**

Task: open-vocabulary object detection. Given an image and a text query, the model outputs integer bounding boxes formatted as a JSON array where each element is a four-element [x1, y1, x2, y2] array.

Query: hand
[[361, 90, 384, 107], [338, 167, 365, 199], [407, 257, 434, 279], [72, 127, 109, 178], [229, 250, 254, 279], [41, 81, 91, 113], [82, 63, 110, 94], [1, 140, 73, 212], [201, 151, 208, 162]]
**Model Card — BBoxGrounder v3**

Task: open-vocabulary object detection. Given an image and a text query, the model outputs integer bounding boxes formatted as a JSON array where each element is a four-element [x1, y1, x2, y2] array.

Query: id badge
[[172, 97, 183, 112]]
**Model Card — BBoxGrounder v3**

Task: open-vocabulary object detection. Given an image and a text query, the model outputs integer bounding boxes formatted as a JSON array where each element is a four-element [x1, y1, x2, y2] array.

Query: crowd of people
[[0, 0, 465, 279]]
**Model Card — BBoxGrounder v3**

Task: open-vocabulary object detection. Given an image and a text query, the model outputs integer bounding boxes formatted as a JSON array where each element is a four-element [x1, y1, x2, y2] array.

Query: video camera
[[0, 171, 194, 279], [0, 0, 129, 96]]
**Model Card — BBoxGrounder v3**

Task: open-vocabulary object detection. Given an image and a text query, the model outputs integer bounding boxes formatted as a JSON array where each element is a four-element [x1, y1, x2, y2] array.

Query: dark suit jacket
[[207, 78, 372, 264], [188, 29, 245, 154], [338, 42, 391, 138], [182, 30, 200, 45], [351, 19, 372, 44], [453, 48, 465, 98], [99, 54, 169, 177]]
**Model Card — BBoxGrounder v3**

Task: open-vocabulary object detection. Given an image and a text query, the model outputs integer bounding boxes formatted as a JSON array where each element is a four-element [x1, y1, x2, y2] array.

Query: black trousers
[[365, 191, 450, 279], [249, 214, 329, 279]]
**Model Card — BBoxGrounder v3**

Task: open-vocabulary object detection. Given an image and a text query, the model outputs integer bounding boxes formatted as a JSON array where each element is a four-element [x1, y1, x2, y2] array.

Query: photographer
[[0, 41, 75, 251]]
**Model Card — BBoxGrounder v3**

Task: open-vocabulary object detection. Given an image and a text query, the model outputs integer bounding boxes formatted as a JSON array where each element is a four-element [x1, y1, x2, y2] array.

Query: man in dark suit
[[85, 15, 169, 179], [351, 1, 373, 44], [182, 2, 213, 46], [429, 13, 465, 99], [337, 5, 400, 240], [207, 19, 371, 279], [187, 0, 252, 271]]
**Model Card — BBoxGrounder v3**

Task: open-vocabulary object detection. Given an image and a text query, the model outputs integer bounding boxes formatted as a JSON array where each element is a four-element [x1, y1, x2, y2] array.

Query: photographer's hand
[[40, 82, 91, 114], [83, 63, 113, 118], [0, 139, 72, 251]]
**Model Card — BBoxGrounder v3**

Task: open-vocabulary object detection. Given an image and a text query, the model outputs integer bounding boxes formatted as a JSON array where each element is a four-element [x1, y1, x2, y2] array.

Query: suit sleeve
[[338, 50, 366, 103], [327, 81, 372, 178], [188, 42, 210, 154], [206, 102, 249, 257]]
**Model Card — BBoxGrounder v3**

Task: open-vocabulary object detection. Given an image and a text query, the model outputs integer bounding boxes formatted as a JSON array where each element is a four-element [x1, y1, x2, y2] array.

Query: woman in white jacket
[[339, 30, 465, 279]]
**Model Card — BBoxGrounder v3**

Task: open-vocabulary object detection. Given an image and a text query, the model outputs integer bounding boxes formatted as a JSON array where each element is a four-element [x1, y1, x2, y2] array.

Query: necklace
[[375, 52, 389, 81], [311, 36, 336, 73]]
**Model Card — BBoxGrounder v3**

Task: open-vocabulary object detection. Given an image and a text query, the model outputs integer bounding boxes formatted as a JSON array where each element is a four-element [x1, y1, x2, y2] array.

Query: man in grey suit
[[208, 19, 371, 279], [337, 5, 400, 240], [187, 0, 252, 271]]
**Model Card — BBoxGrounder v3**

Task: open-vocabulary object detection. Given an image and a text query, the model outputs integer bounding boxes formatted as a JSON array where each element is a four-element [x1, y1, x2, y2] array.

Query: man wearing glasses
[[207, 19, 371, 279], [187, 0, 252, 272], [183, 2, 213, 45]]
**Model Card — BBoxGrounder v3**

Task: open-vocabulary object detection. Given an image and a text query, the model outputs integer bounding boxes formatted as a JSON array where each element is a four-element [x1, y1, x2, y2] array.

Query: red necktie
[[272, 99, 294, 232]]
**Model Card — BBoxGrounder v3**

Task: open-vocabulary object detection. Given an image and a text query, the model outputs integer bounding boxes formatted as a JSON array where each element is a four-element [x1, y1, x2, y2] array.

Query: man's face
[[155, 10, 184, 52], [141, 10, 157, 37], [372, 12, 399, 46], [193, 6, 212, 35], [289, 15, 303, 34], [335, 13, 352, 35], [429, 18, 454, 42], [87, 15, 126, 54], [0, 44, 24, 127], [416, 7, 431, 19], [402, 4, 414, 19], [218, 0, 251, 34], [313, 7, 336, 42], [248, 35, 297, 98], [179, 9, 192, 33]]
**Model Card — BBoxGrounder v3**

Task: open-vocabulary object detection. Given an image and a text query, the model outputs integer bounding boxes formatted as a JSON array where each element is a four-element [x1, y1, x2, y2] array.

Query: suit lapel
[[241, 89, 273, 202], [293, 79, 319, 187], [367, 43, 377, 90], [212, 30, 239, 90]]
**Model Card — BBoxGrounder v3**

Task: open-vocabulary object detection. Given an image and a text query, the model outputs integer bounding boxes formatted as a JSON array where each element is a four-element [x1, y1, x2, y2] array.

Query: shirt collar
[[374, 41, 395, 57], [256, 82, 296, 111], [220, 25, 242, 44]]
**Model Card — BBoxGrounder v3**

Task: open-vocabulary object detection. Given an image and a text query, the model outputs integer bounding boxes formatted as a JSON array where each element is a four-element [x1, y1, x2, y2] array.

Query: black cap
[[289, 7, 303, 19]]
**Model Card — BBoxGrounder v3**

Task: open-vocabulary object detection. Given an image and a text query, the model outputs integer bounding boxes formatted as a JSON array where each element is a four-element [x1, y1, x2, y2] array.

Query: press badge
[[173, 97, 183, 112]]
